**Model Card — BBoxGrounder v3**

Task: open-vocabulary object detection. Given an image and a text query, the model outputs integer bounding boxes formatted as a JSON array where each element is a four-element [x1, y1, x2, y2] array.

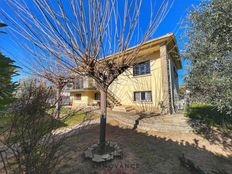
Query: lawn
[[0, 107, 99, 132], [185, 103, 232, 129], [58, 107, 99, 128]]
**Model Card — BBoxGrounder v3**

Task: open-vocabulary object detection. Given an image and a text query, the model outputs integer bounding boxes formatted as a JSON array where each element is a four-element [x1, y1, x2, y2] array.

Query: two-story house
[[66, 33, 181, 114]]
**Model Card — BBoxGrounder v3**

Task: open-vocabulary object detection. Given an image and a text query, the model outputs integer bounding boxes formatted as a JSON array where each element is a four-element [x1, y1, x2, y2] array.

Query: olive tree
[[182, 0, 232, 115]]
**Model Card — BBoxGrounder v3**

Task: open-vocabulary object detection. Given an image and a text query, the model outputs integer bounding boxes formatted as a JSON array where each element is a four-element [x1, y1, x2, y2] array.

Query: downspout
[[168, 56, 174, 114]]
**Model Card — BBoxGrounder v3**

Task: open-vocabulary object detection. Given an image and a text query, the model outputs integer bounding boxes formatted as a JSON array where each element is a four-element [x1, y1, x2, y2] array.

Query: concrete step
[[125, 106, 137, 112], [112, 106, 127, 112], [113, 106, 137, 113]]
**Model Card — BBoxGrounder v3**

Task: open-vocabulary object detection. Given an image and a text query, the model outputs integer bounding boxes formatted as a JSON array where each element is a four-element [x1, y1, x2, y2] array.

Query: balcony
[[64, 78, 97, 91]]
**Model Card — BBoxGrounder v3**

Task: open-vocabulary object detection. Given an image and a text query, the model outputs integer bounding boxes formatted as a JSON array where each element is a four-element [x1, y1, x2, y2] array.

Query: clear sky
[[0, 0, 200, 84]]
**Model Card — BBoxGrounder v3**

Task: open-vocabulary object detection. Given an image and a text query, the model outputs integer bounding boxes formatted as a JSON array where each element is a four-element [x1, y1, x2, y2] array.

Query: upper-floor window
[[64, 83, 73, 90], [133, 61, 150, 76], [73, 78, 84, 89]]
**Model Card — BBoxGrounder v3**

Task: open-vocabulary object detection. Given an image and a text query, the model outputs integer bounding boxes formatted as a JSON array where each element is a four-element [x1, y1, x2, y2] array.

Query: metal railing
[[65, 78, 96, 90]]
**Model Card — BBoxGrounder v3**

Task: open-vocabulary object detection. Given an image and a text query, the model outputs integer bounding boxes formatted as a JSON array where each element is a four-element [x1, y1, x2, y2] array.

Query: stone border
[[84, 141, 122, 162]]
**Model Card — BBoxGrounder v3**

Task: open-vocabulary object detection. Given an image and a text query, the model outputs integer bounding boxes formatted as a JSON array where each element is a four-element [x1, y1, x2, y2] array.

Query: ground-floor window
[[134, 91, 152, 102], [75, 93, 81, 100], [94, 92, 100, 100]]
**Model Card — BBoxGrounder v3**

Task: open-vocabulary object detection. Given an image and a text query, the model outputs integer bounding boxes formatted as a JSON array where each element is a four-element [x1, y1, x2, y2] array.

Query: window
[[65, 83, 73, 90], [134, 91, 152, 102], [74, 78, 83, 89], [94, 92, 100, 100], [133, 61, 150, 76], [75, 94, 81, 100]]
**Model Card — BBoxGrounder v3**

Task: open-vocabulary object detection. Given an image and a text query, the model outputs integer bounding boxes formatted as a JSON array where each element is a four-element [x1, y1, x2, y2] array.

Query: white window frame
[[134, 91, 152, 102]]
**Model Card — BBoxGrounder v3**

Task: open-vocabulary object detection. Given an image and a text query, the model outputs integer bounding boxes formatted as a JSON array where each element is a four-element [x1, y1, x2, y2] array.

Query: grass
[[59, 107, 99, 128], [0, 107, 99, 132], [185, 103, 232, 129]]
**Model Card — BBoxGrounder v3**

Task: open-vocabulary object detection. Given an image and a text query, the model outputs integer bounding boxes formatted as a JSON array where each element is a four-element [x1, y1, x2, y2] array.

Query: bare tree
[[1, 0, 174, 149], [16, 53, 75, 119], [30, 60, 75, 119]]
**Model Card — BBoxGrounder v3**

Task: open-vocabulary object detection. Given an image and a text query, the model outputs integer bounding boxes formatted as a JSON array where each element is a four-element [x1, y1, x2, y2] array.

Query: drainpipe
[[168, 57, 174, 114]]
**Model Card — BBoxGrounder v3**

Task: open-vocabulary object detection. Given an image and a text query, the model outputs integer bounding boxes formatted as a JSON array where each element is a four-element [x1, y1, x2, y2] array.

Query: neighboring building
[[61, 89, 71, 105], [65, 33, 181, 114]]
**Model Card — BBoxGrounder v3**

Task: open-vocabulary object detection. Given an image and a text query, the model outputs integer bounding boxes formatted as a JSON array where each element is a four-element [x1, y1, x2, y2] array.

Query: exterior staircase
[[107, 92, 122, 107], [107, 91, 137, 113], [124, 106, 137, 113], [111, 106, 137, 113]]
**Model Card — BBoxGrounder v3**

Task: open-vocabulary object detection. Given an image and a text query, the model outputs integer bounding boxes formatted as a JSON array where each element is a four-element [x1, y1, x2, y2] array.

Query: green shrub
[[186, 103, 232, 129]]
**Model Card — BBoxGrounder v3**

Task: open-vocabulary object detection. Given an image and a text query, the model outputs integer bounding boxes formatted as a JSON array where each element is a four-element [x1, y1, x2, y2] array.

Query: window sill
[[133, 73, 151, 78], [133, 101, 153, 104]]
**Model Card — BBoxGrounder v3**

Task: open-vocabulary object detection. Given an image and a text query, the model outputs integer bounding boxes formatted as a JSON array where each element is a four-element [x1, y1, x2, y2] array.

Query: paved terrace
[[106, 111, 194, 133]]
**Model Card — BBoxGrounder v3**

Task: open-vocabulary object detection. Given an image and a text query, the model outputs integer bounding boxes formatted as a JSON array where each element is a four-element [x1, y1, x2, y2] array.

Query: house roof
[[101, 33, 182, 69]]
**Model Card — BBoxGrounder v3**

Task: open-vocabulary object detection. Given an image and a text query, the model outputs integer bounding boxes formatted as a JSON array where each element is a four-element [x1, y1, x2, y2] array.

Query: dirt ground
[[54, 120, 232, 174]]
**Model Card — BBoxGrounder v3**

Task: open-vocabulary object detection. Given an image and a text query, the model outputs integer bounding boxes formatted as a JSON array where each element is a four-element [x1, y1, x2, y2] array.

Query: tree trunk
[[99, 89, 107, 148], [54, 87, 62, 119]]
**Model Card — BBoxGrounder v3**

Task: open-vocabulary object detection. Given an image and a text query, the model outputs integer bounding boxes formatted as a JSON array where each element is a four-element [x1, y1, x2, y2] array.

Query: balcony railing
[[65, 78, 96, 91]]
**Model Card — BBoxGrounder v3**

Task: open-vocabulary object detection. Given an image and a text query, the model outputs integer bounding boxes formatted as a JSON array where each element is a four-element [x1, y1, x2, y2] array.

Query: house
[[66, 33, 181, 114]]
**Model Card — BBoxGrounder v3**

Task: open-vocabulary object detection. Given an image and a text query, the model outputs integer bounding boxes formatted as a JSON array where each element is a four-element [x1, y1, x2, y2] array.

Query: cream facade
[[66, 33, 181, 114]]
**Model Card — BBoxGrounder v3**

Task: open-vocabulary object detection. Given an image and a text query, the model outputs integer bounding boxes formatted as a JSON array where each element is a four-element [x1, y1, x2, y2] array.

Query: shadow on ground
[[54, 124, 232, 174], [133, 112, 161, 130], [186, 103, 232, 151], [188, 120, 232, 152]]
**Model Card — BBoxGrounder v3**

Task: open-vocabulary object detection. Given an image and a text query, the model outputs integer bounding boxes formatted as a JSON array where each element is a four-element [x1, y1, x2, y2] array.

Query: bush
[[185, 103, 232, 129], [0, 81, 66, 174]]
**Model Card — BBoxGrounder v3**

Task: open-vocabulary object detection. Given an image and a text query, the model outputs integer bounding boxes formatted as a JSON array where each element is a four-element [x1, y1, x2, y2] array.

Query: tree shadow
[[186, 104, 232, 151], [188, 119, 232, 152], [54, 124, 232, 174], [133, 112, 161, 130]]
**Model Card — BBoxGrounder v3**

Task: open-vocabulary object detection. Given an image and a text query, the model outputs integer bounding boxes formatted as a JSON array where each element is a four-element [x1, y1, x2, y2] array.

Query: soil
[[54, 120, 232, 174]]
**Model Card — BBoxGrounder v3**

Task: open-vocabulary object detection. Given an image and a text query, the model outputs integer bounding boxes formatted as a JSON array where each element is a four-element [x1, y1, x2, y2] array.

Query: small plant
[[158, 101, 165, 115]]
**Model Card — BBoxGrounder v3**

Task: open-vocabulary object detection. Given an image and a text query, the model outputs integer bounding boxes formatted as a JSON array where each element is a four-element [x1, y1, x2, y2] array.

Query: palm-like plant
[[0, 22, 7, 34]]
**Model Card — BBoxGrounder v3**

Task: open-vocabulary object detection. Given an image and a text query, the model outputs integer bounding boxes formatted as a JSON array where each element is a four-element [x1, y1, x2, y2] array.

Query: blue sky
[[0, 0, 200, 84]]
